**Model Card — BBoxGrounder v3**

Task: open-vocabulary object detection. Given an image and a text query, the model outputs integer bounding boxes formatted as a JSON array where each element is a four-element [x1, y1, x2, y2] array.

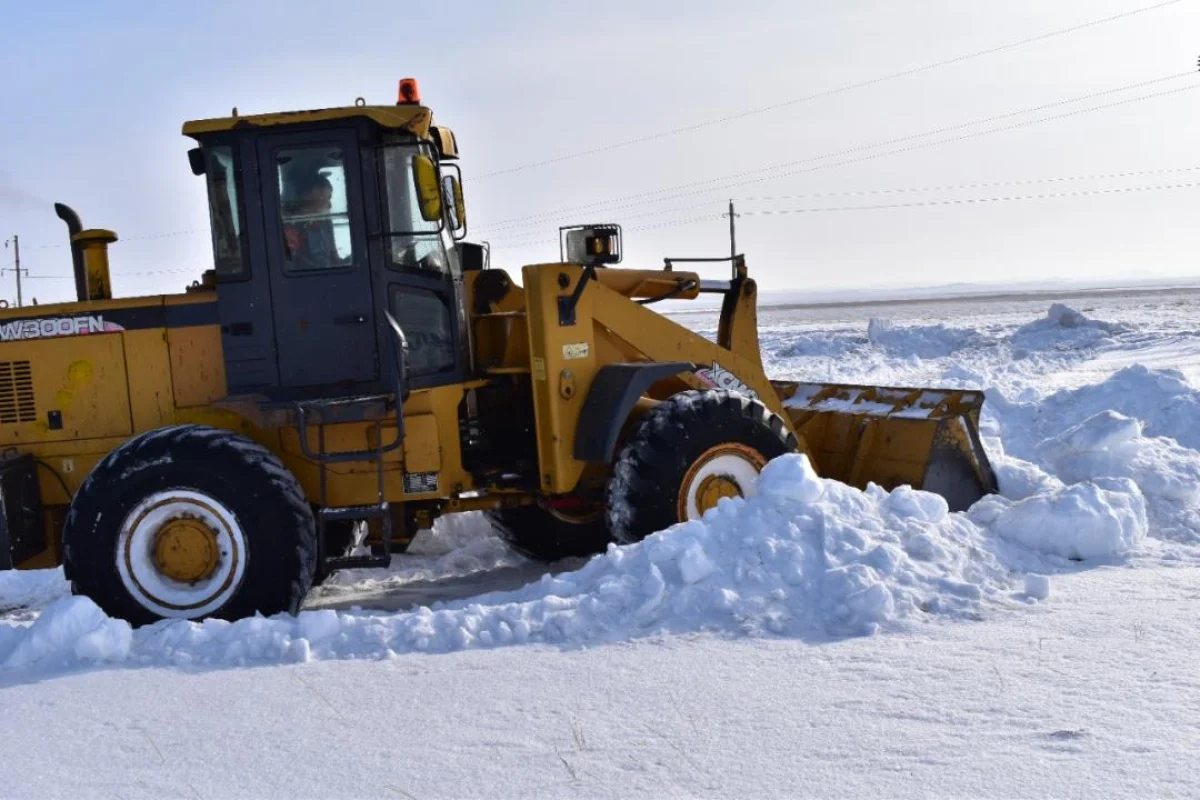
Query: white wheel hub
[[116, 489, 248, 619]]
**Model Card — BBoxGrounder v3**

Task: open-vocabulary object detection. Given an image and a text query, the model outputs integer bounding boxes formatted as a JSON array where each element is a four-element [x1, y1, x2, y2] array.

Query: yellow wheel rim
[[152, 517, 220, 583], [695, 474, 744, 514]]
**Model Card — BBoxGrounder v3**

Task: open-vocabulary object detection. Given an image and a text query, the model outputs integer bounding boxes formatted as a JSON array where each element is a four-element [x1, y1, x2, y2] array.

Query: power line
[[468, 0, 1186, 181], [736, 165, 1200, 201], [489, 177, 1200, 251], [18, 73, 1199, 258], [476, 74, 1200, 236], [483, 164, 1200, 243], [119, 229, 208, 243], [477, 71, 1198, 232], [738, 180, 1200, 216], [21, 267, 199, 282], [486, 213, 731, 251], [28, 228, 207, 250]]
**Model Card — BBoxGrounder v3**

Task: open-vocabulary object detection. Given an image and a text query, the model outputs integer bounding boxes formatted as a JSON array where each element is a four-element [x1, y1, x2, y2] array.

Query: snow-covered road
[[2, 565, 1196, 799], [2, 287, 1200, 798]]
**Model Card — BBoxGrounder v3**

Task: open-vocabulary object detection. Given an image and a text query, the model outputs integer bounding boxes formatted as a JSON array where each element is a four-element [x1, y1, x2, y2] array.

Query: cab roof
[[181, 103, 434, 138]]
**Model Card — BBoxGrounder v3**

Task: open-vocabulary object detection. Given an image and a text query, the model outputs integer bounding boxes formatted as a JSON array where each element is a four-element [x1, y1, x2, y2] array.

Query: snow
[[973, 478, 1147, 561], [0, 453, 1037, 667], [0, 597, 131, 670], [1023, 572, 1051, 599], [868, 316, 983, 358], [4, 289, 1200, 797], [0, 568, 69, 623], [2, 566, 1199, 799]]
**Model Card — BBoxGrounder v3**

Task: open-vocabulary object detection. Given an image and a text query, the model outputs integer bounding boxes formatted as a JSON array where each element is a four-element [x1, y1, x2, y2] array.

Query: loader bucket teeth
[[772, 381, 997, 510]]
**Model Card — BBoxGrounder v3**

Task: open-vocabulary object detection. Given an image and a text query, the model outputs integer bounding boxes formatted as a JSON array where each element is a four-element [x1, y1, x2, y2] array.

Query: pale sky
[[1, 0, 1198, 305]]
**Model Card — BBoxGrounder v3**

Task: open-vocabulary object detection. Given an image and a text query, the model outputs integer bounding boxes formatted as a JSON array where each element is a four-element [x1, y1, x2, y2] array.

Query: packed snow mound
[[774, 331, 861, 360], [1003, 303, 1131, 362], [315, 512, 523, 592], [984, 368, 1200, 543], [1032, 411, 1200, 543], [988, 452, 1065, 501], [867, 318, 984, 358], [407, 511, 507, 556], [0, 456, 1039, 674], [1045, 303, 1121, 331], [0, 567, 70, 620], [0, 597, 131, 670], [989, 365, 1200, 456], [1014, 303, 1128, 337], [1038, 412, 1200, 504], [971, 478, 1148, 561]]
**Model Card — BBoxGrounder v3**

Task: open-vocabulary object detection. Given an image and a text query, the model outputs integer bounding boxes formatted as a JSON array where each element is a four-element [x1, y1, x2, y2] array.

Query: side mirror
[[412, 155, 443, 222], [444, 175, 466, 233], [187, 147, 206, 176]]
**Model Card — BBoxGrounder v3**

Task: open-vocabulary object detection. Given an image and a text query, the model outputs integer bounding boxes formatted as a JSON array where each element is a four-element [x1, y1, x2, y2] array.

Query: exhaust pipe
[[53, 203, 115, 301], [53, 203, 87, 302]]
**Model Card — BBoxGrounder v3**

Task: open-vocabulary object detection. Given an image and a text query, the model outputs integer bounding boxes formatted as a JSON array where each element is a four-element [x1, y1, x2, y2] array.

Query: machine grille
[[0, 361, 36, 423]]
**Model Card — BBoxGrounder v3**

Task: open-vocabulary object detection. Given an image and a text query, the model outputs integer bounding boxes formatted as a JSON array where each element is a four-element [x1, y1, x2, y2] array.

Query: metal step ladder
[[296, 396, 403, 573]]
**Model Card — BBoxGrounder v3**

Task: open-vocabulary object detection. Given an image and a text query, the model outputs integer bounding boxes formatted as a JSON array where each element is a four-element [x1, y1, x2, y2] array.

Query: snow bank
[[1010, 302, 1129, 349], [0, 456, 1043, 674], [1039, 303, 1125, 333], [971, 478, 1147, 560], [773, 330, 861, 360], [989, 371, 1200, 544], [861, 304, 1126, 366], [4, 300, 1198, 676], [0, 597, 131, 670], [0, 567, 70, 618], [867, 318, 984, 358], [315, 512, 522, 593], [1037, 412, 1200, 505], [993, 365, 1200, 454], [1029, 411, 1200, 543]]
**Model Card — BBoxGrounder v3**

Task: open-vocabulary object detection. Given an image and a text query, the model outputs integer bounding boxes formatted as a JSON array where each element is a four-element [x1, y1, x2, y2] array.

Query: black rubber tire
[[63, 424, 317, 626], [605, 390, 797, 544], [486, 504, 614, 562]]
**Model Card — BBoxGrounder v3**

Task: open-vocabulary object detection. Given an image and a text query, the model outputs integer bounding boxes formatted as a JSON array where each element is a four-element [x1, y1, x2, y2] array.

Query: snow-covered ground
[[3, 288, 1200, 798]]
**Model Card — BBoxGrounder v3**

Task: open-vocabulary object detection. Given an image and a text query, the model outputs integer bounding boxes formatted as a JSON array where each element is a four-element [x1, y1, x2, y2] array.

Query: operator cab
[[183, 79, 474, 401]]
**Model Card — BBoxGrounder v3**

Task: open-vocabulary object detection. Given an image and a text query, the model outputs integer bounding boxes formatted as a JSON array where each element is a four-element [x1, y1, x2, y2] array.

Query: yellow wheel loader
[[0, 80, 996, 624]]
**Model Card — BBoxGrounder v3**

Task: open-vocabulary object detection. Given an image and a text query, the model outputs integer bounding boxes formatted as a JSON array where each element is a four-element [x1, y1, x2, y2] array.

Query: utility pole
[[725, 199, 739, 277], [3, 234, 24, 307]]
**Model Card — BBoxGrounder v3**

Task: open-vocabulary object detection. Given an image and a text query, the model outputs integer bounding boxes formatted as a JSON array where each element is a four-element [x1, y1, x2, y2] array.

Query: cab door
[[258, 131, 378, 390]]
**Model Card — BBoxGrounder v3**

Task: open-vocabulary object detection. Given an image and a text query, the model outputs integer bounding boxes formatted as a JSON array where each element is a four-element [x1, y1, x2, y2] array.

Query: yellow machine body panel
[[0, 334, 132, 445], [469, 262, 995, 510], [182, 104, 434, 138], [0, 286, 475, 568]]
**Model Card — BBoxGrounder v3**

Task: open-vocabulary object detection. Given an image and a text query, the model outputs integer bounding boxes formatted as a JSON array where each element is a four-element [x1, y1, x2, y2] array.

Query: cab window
[[389, 286, 455, 376], [204, 146, 245, 276], [382, 145, 457, 277], [275, 146, 354, 271]]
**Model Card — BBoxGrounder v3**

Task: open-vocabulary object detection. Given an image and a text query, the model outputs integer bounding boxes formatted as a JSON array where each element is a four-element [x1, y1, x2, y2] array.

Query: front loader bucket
[[771, 381, 998, 512]]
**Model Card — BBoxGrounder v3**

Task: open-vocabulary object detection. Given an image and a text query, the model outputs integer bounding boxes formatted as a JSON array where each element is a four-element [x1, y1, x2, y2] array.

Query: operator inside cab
[[281, 167, 352, 270]]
